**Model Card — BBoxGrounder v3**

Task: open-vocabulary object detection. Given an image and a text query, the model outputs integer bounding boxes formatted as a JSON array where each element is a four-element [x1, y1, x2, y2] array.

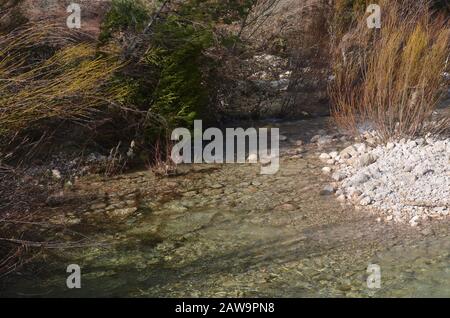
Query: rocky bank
[[319, 135, 450, 226]]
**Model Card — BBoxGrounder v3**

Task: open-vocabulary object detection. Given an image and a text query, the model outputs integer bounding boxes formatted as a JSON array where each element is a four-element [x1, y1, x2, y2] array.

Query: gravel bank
[[320, 136, 450, 226]]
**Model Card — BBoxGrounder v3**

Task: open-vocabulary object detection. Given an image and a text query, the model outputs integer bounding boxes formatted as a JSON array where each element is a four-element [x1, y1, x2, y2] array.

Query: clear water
[[1, 119, 449, 297]]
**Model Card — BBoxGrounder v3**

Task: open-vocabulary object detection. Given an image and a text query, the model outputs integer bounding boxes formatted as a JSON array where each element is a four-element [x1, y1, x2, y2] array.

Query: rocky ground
[[318, 134, 449, 227]]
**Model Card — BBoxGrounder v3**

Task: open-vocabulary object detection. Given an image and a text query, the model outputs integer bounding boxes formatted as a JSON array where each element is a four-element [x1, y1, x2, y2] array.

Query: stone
[[317, 136, 333, 146], [319, 153, 331, 160], [260, 154, 278, 166], [49, 214, 81, 225], [322, 167, 332, 174], [359, 196, 372, 206], [415, 138, 425, 146], [311, 135, 322, 143], [320, 185, 335, 196], [386, 142, 395, 150], [287, 148, 304, 156], [407, 140, 417, 147], [329, 151, 339, 158], [90, 202, 107, 210], [182, 191, 198, 197], [350, 173, 370, 186], [340, 146, 358, 159], [354, 153, 377, 168], [332, 171, 346, 181], [64, 181, 73, 188], [278, 203, 295, 211], [365, 137, 377, 145], [356, 143, 367, 153], [51, 169, 62, 180], [247, 153, 258, 163], [409, 216, 420, 227], [107, 207, 138, 218], [350, 191, 363, 202]]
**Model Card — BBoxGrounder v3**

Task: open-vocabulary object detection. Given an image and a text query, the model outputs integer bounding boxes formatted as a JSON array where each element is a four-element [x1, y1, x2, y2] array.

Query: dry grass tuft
[[0, 22, 127, 145], [329, 0, 450, 140]]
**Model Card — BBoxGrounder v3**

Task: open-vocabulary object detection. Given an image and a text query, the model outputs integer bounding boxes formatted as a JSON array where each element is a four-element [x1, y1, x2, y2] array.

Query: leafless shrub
[[282, 0, 333, 116], [149, 137, 177, 177]]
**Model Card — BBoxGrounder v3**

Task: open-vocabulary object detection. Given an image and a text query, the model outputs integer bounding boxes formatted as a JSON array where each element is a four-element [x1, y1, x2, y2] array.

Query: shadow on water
[[1, 117, 449, 297]]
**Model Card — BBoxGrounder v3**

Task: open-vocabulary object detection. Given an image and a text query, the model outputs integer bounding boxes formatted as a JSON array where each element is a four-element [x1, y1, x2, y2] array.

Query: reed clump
[[329, 0, 449, 140], [0, 23, 126, 141]]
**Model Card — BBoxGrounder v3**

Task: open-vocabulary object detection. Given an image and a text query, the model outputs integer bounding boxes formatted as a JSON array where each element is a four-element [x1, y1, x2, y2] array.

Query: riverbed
[[1, 118, 449, 297]]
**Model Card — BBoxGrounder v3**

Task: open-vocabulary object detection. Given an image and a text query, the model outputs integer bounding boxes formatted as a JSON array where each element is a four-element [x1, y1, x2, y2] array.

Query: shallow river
[[1, 118, 449, 297]]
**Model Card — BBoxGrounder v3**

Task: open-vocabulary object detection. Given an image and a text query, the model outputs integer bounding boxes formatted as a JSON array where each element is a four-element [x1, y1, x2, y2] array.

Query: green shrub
[[99, 0, 150, 42], [100, 0, 257, 142], [146, 14, 215, 133]]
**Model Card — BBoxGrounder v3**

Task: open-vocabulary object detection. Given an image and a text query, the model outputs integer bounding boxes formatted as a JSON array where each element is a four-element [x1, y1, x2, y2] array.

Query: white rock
[[354, 153, 377, 168], [247, 153, 258, 163], [356, 143, 367, 153], [319, 153, 331, 160], [322, 185, 336, 194], [386, 142, 395, 150], [332, 171, 347, 181], [359, 196, 372, 206], [260, 154, 278, 166], [340, 145, 358, 159], [51, 169, 62, 180], [317, 136, 333, 146], [407, 140, 417, 148], [409, 216, 420, 227], [322, 167, 332, 174], [329, 151, 339, 158], [349, 173, 370, 186], [327, 137, 449, 225]]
